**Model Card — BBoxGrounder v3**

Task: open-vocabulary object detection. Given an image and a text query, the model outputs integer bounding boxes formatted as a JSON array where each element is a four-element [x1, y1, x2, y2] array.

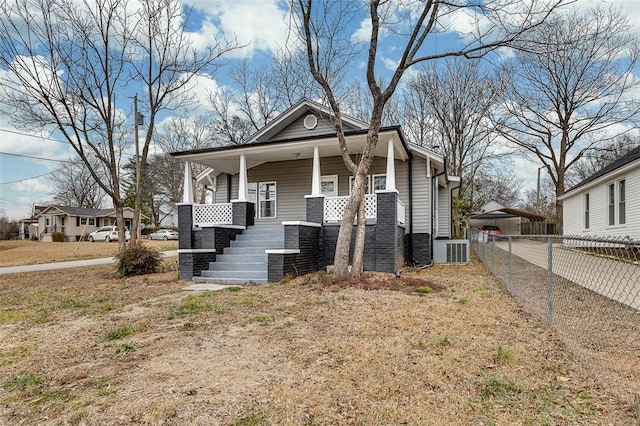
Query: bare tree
[[402, 58, 509, 235], [0, 0, 131, 251], [568, 133, 640, 186], [293, 0, 565, 278], [127, 0, 240, 244], [51, 158, 105, 208], [0, 0, 239, 250], [519, 177, 556, 218], [208, 51, 322, 145], [498, 6, 640, 230]]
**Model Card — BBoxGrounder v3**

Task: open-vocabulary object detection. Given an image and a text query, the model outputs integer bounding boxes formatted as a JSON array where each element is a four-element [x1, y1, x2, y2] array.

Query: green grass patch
[[166, 293, 225, 319], [496, 345, 517, 366], [234, 413, 267, 426], [244, 313, 276, 327], [103, 326, 136, 341], [0, 345, 31, 367], [415, 285, 434, 294], [1, 372, 44, 392], [458, 298, 470, 305], [481, 376, 521, 400], [111, 342, 142, 358], [473, 285, 490, 292]]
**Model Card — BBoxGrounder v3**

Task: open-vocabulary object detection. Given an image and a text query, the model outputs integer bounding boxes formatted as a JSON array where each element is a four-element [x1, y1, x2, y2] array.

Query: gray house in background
[[171, 99, 460, 283]]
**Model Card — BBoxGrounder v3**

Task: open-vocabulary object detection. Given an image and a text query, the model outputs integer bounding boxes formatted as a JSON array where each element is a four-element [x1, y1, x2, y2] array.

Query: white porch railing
[[397, 199, 406, 225], [193, 203, 233, 226], [324, 194, 377, 222]]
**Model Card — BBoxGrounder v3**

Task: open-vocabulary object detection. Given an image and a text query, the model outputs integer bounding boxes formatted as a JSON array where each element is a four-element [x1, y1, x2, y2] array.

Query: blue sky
[[1, 0, 639, 220]]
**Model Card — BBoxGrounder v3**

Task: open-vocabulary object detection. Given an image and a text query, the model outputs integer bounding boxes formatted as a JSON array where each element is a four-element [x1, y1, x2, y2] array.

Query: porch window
[[349, 175, 371, 195], [584, 193, 589, 229], [619, 179, 626, 225], [320, 175, 338, 197], [373, 174, 386, 192], [259, 182, 276, 218], [608, 183, 615, 226], [248, 182, 258, 218]]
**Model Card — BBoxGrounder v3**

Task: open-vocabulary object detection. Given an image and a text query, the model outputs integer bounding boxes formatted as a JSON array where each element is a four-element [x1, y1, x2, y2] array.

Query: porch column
[[385, 139, 397, 192], [182, 161, 193, 204], [238, 154, 248, 202], [311, 146, 321, 196]]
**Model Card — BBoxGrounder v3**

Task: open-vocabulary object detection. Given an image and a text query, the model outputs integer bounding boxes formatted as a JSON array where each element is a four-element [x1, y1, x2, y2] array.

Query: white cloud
[[187, 0, 291, 59]]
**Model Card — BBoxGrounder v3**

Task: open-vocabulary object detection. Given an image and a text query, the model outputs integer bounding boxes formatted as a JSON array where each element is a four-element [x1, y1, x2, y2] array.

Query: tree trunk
[[333, 171, 368, 278], [350, 194, 367, 278], [114, 202, 126, 253]]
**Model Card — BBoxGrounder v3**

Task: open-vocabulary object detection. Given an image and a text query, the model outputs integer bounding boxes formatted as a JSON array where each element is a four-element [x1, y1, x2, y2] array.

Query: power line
[[0, 169, 61, 185], [0, 127, 70, 144], [0, 151, 77, 163]]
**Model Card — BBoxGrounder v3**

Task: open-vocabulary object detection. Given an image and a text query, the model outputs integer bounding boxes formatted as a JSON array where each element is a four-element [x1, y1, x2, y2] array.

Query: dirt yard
[[0, 240, 177, 267], [0, 256, 636, 425]]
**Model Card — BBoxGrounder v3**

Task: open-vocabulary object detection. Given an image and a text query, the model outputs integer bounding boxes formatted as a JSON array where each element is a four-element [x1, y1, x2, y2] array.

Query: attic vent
[[433, 239, 469, 264], [304, 114, 318, 130]]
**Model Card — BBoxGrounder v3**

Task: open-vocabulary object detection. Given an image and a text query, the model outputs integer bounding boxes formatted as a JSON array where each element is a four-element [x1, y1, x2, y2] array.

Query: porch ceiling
[[175, 130, 409, 175]]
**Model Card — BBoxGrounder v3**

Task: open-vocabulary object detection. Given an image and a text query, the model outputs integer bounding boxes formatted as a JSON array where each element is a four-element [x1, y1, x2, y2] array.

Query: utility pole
[[536, 166, 542, 213], [134, 94, 141, 242]]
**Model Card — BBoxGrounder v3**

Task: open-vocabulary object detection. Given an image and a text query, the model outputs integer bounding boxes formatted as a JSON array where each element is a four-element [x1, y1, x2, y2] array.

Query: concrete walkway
[[0, 250, 179, 275]]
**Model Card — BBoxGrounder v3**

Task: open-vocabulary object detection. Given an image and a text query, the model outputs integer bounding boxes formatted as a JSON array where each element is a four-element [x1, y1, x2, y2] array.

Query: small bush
[[51, 232, 66, 242], [114, 244, 162, 276]]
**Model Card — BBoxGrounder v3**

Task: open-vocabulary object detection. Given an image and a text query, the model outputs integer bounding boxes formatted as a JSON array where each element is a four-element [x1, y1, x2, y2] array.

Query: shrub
[[114, 244, 162, 276], [51, 232, 66, 242]]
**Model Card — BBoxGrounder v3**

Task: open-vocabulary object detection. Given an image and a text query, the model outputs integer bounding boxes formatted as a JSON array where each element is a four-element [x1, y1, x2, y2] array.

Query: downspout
[[431, 159, 448, 264], [226, 173, 232, 203]]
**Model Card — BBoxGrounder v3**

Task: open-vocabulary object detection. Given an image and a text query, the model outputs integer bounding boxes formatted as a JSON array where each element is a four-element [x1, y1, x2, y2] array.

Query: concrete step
[[192, 276, 268, 284], [213, 253, 267, 263], [207, 261, 266, 271], [223, 246, 273, 255], [200, 269, 267, 280]]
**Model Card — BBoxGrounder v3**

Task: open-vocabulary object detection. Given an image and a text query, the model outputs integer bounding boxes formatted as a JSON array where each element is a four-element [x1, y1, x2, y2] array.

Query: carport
[[469, 207, 548, 235]]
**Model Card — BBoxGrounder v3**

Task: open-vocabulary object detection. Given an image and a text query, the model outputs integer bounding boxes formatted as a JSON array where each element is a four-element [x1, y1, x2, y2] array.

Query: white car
[[88, 226, 130, 242], [147, 229, 179, 240]]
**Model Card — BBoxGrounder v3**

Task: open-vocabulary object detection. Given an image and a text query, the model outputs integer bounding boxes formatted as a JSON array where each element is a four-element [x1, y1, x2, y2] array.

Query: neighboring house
[[559, 145, 640, 239], [171, 98, 460, 283], [469, 200, 549, 235], [36, 205, 139, 242]]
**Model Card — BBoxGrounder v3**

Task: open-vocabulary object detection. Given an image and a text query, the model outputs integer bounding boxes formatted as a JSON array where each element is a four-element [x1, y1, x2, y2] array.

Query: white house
[[558, 146, 640, 239]]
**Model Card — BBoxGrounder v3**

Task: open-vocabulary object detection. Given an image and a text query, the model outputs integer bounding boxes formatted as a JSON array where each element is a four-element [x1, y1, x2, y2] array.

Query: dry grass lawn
[[0, 255, 636, 425], [0, 240, 177, 267]]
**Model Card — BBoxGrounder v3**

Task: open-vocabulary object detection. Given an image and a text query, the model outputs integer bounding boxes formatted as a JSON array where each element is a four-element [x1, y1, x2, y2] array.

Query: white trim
[[311, 146, 321, 195], [238, 154, 248, 201], [178, 249, 216, 254], [193, 224, 245, 230], [303, 114, 318, 130], [304, 194, 326, 199], [265, 249, 300, 254], [182, 161, 193, 204], [385, 138, 396, 191], [281, 221, 322, 227]]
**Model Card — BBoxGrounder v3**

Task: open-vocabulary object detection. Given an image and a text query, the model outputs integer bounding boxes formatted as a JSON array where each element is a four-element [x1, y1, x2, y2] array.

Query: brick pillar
[[177, 203, 194, 280], [232, 201, 255, 228], [305, 195, 324, 224], [375, 191, 398, 273]]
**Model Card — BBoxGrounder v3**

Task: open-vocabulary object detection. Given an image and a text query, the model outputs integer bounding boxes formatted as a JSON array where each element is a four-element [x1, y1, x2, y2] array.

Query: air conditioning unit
[[433, 239, 469, 264]]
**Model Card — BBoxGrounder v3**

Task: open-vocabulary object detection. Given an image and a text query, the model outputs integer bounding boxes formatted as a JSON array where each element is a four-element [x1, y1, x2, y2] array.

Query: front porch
[[177, 190, 406, 283]]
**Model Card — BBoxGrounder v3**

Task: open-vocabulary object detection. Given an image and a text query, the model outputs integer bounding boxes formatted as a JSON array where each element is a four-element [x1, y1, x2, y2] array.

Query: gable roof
[[469, 207, 547, 221], [562, 145, 640, 197], [245, 98, 370, 144]]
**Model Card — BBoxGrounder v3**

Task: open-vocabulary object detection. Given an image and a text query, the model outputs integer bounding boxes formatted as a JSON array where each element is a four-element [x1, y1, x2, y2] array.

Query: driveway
[[0, 250, 178, 275], [494, 239, 639, 310]]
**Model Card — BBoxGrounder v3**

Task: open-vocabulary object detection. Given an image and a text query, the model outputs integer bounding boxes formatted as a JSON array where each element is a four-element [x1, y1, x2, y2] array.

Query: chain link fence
[[468, 228, 640, 403]]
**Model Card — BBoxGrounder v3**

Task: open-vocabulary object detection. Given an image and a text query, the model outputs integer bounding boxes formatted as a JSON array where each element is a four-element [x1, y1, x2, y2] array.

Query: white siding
[[563, 164, 640, 239], [437, 183, 451, 238], [410, 158, 431, 234]]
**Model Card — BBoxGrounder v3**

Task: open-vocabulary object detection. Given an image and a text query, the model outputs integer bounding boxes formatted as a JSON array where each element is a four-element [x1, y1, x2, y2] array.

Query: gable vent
[[433, 239, 469, 264]]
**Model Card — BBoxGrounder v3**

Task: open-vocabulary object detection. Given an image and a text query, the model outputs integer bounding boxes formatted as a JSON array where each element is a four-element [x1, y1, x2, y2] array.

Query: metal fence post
[[547, 236, 553, 326], [508, 236, 513, 292], [491, 235, 495, 274]]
